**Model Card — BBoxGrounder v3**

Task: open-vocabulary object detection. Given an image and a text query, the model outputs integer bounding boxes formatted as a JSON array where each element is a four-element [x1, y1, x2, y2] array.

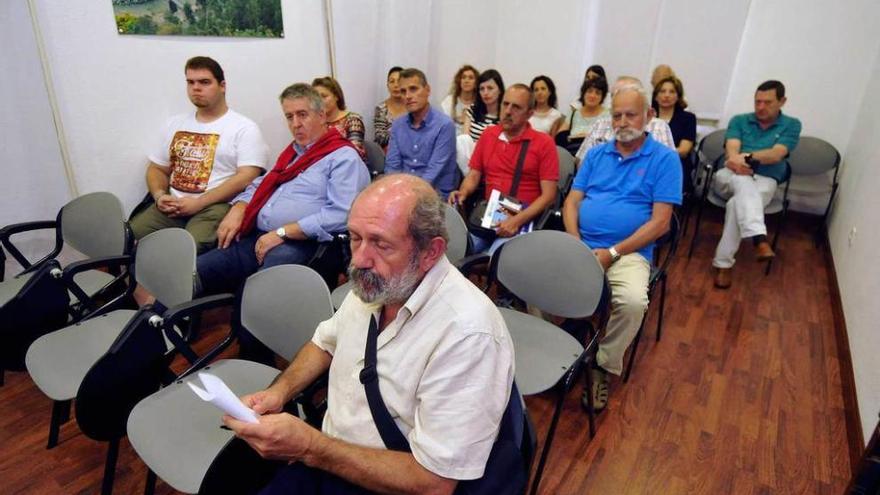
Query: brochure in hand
[[187, 372, 260, 424], [480, 189, 523, 229]]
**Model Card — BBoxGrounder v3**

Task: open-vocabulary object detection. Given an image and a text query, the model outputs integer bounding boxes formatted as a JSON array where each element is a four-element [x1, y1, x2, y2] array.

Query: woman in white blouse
[[528, 75, 564, 136]]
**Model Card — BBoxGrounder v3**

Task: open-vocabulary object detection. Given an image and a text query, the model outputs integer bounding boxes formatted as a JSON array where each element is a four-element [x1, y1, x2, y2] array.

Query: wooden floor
[[0, 210, 856, 494]]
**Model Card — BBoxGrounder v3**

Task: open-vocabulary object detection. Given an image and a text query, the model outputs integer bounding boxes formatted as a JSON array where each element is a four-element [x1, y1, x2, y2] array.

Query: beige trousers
[[597, 252, 651, 375]]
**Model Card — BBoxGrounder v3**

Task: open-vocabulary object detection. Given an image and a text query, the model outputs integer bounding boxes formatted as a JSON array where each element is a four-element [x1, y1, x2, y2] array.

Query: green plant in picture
[[114, 0, 283, 37]]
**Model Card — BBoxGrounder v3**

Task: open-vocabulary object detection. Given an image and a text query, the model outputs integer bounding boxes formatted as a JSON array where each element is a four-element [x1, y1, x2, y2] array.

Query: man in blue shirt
[[196, 83, 370, 295], [712, 80, 801, 289], [563, 83, 681, 411], [385, 68, 458, 198]]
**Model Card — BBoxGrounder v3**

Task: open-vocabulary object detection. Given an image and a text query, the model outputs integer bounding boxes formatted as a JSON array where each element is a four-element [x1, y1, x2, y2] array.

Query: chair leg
[[687, 195, 707, 259], [582, 362, 596, 438], [101, 438, 121, 495], [623, 320, 646, 383], [47, 399, 71, 449], [765, 202, 788, 276], [144, 468, 157, 495], [656, 275, 667, 342], [529, 386, 567, 495]]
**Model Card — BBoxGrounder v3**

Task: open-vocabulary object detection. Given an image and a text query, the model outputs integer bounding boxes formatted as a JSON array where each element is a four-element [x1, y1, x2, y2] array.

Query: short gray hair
[[408, 190, 448, 251], [612, 83, 651, 113], [279, 83, 324, 113]]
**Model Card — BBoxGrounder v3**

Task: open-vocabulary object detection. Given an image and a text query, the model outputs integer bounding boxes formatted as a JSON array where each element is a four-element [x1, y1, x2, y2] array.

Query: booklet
[[480, 189, 523, 229], [187, 371, 260, 424]]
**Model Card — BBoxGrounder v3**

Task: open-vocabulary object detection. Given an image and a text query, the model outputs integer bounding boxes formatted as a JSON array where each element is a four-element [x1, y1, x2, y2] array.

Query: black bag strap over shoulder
[[507, 139, 530, 198], [359, 316, 411, 453], [359, 315, 527, 495]]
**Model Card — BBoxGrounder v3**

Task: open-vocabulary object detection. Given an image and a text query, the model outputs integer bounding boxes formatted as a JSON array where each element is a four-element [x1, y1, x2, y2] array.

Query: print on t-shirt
[[168, 131, 220, 193]]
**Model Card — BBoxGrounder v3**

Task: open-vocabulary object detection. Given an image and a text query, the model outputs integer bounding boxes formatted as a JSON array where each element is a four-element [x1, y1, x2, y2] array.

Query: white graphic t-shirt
[[149, 109, 269, 197]]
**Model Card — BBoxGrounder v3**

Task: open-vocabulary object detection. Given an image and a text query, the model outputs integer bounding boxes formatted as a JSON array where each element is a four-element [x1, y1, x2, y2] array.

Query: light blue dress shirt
[[385, 106, 458, 198], [233, 143, 370, 241]]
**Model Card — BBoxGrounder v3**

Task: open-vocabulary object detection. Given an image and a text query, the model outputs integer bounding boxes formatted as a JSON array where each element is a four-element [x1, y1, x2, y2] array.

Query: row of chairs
[[687, 130, 841, 272], [3, 129, 836, 492]]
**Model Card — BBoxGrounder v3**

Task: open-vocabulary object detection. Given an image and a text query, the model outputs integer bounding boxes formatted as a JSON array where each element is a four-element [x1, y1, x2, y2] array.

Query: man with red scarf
[[196, 83, 370, 296]]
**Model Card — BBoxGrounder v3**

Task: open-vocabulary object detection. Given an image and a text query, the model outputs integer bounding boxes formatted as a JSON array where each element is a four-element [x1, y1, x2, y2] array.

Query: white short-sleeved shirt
[[148, 109, 268, 198], [528, 107, 564, 135], [312, 256, 515, 480]]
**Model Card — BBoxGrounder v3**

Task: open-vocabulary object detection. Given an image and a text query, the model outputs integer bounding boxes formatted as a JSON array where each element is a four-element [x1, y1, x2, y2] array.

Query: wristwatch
[[275, 227, 287, 239], [608, 246, 621, 264]]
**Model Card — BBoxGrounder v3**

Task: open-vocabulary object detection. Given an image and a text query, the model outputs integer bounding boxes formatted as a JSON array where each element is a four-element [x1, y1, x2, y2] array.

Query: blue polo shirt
[[725, 112, 801, 183], [573, 134, 682, 263], [385, 106, 458, 198]]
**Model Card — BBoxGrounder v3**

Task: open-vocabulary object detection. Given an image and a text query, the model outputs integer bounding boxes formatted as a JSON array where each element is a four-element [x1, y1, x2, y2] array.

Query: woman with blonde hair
[[441, 64, 479, 133]]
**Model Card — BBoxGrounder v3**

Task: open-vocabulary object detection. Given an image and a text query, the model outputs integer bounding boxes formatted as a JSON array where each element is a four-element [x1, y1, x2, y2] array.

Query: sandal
[[582, 366, 609, 412]]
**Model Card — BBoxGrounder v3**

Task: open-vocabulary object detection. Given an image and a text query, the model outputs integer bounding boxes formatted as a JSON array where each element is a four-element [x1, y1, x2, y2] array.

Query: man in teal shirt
[[713, 80, 801, 289]]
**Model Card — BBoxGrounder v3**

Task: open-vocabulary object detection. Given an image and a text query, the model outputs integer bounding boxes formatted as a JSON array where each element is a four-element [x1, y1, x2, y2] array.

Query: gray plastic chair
[[485, 230, 605, 495], [364, 140, 386, 179], [25, 228, 196, 494], [786, 136, 841, 241], [330, 203, 470, 310], [1, 192, 131, 380], [128, 264, 334, 494], [535, 147, 578, 230], [556, 145, 576, 194]]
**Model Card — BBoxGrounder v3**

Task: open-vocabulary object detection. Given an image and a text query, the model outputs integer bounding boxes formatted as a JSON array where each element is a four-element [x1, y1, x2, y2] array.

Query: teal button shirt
[[725, 112, 801, 183]]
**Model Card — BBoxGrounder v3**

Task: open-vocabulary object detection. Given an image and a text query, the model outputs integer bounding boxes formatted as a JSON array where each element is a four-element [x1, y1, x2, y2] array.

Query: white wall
[[828, 46, 880, 444], [723, 0, 880, 214], [723, 0, 880, 154], [29, 0, 331, 212], [0, 0, 70, 270]]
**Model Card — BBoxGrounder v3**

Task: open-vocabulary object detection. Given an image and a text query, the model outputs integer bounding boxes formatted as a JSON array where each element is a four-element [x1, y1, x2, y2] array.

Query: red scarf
[[239, 127, 353, 236]]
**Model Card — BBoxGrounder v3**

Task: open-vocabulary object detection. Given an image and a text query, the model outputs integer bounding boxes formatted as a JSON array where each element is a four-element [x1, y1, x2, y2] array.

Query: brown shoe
[[714, 268, 732, 289], [755, 241, 775, 261]]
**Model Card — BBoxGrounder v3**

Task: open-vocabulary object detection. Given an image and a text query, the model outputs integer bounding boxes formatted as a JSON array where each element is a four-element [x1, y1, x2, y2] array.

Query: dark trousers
[[196, 232, 318, 296], [196, 232, 318, 365], [258, 463, 372, 495]]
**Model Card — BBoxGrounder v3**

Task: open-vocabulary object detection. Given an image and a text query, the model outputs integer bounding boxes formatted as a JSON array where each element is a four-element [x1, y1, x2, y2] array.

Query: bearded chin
[[348, 254, 423, 306], [615, 127, 644, 143]]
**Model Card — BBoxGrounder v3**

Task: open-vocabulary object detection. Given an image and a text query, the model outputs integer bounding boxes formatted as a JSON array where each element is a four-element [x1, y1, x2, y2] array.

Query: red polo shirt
[[468, 123, 559, 204]]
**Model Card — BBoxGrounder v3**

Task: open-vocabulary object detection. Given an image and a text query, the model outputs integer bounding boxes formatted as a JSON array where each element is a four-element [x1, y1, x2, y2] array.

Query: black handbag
[[466, 139, 531, 240], [359, 317, 527, 495]]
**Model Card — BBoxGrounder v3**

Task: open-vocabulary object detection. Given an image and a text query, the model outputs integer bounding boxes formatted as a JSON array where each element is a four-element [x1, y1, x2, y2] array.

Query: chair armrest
[[162, 294, 237, 378], [0, 219, 56, 238], [62, 255, 133, 278], [162, 293, 236, 339], [0, 220, 61, 272], [455, 253, 491, 276], [62, 254, 135, 317]]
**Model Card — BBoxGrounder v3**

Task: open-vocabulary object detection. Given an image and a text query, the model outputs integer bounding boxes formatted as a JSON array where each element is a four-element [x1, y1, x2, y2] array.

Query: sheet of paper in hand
[[188, 372, 260, 424], [481, 189, 523, 229]]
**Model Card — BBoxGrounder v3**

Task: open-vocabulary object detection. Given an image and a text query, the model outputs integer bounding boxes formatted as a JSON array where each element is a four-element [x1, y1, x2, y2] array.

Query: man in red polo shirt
[[448, 84, 558, 252]]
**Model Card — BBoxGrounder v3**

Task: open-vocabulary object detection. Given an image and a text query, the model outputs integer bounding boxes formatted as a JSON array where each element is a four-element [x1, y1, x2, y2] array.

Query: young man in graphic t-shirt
[[130, 56, 268, 253]]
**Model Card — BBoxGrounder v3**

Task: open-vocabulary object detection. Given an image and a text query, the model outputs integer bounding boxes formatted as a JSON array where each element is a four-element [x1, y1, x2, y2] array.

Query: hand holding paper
[[188, 372, 260, 424]]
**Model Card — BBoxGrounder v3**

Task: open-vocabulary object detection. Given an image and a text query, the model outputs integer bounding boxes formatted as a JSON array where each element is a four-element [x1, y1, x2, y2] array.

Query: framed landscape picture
[[113, 0, 283, 38]]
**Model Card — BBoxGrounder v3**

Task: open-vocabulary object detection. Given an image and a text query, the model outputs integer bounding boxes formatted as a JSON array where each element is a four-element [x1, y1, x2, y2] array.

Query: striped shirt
[[465, 107, 500, 141]]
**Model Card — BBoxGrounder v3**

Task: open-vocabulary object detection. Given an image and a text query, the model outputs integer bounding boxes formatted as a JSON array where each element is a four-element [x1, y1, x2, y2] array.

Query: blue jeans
[[196, 232, 318, 296], [470, 233, 512, 256]]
